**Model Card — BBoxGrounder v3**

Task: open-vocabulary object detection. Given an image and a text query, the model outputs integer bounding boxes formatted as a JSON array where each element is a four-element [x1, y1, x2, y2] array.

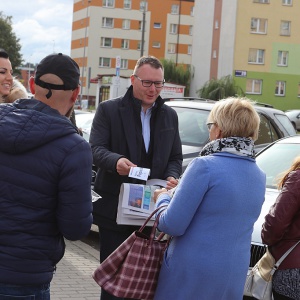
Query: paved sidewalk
[[51, 239, 101, 300]]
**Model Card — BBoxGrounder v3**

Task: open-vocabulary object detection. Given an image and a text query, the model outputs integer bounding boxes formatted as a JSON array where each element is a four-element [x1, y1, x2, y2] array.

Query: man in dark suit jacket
[[89, 55, 182, 300]]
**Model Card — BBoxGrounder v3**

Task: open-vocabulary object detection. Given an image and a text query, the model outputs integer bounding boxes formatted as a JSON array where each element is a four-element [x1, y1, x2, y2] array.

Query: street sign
[[235, 70, 247, 77], [116, 55, 121, 68]]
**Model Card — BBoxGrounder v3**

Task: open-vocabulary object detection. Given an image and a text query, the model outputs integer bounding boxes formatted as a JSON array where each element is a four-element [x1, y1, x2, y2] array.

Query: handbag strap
[[139, 205, 168, 232], [138, 205, 168, 246], [274, 240, 300, 268]]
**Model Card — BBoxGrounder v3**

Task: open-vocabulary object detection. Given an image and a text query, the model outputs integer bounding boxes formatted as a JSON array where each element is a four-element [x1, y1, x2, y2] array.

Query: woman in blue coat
[[154, 97, 266, 300]]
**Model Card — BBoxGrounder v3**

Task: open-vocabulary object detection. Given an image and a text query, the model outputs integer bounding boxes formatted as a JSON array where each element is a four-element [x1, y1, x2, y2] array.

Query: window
[[122, 19, 130, 29], [256, 115, 279, 145], [170, 24, 178, 34], [152, 41, 160, 48], [121, 39, 129, 49], [120, 59, 128, 69], [190, 6, 194, 16], [137, 41, 142, 50], [253, 0, 269, 3], [124, 0, 131, 9], [275, 81, 285, 96], [246, 79, 262, 94], [248, 48, 265, 64], [99, 57, 111, 67], [189, 26, 193, 36], [277, 51, 288, 66], [154, 23, 161, 29], [103, 0, 114, 8], [282, 0, 292, 5], [188, 45, 192, 55], [140, 1, 147, 11], [102, 17, 113, 28], [171, 4, 179, 14], [101, 37, 112, 47], [251, 18, 267, 34], [138, 21, 142, 30], [173, 108, 210, 146], [280, 21, 291, 36], [168, 43, 176, 54]]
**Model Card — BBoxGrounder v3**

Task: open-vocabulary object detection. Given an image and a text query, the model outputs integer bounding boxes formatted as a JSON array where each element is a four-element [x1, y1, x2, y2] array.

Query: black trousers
[[98, 226, 151, 300], [273, 290, 293, 300]]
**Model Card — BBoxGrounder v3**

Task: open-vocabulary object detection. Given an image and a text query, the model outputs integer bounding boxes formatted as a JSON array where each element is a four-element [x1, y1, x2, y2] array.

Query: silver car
[[285, 109, 300, 131], [165, 99, 297, 171]]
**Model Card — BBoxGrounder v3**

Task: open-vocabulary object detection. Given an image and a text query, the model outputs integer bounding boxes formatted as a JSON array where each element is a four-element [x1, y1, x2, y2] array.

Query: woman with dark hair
[[0, 48, 28, 103], [262, 156, 300, 300], [0, 49, 14, 102], [4, 78, 28, 103]]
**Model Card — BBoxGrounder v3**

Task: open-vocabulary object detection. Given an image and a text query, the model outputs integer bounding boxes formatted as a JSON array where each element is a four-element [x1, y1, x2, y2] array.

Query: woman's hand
[[153, 188, 168, 204]]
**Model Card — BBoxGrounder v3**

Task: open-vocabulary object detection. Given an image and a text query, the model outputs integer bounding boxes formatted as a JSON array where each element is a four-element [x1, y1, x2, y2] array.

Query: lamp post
[[176, 0, 182, 66], [140, 0, 147, 57], [80, 0, 92, 104]]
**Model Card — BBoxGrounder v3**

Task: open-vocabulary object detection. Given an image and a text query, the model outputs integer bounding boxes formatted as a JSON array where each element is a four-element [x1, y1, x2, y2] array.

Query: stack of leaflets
[[116, 179, 166, 226]]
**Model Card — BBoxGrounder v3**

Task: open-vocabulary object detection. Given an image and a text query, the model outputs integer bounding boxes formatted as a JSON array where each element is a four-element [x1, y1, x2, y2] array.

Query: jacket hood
[[0, 99, 77, 154]]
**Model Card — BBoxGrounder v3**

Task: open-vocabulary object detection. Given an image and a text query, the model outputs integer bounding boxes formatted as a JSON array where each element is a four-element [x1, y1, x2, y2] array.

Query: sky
[[1, 0, 74, 64]]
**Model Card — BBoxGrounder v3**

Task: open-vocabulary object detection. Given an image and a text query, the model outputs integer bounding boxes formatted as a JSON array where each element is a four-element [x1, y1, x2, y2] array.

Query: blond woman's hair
[[207, 97, 260, 141]]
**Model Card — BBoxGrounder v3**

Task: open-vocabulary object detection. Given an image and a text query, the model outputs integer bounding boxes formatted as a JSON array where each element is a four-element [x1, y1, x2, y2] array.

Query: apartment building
[[191, 0, 300, 110], [71, 0, 194, 103]]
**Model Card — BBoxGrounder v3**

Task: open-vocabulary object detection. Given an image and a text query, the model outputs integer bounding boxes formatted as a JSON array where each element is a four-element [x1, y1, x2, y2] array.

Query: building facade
[[71, 0, 194, 105], [191, 0, 300, 110]]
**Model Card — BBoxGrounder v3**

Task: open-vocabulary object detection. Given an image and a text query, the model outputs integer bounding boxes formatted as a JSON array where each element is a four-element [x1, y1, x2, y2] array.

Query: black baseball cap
[[35, 53, 80, 98]]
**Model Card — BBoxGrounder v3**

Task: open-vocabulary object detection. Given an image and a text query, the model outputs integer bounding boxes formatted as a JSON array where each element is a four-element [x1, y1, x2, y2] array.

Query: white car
[[75, 111, 95, 140], [243, 135, 300, 299]]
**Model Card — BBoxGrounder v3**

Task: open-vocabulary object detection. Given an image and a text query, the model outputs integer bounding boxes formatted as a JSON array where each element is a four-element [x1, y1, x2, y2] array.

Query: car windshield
[[171, 107, 210, 146], [256, 142, 300, 189]]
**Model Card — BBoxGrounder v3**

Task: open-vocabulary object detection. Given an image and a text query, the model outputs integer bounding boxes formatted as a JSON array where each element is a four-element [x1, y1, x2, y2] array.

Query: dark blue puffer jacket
[[0, 99, 93, 285]]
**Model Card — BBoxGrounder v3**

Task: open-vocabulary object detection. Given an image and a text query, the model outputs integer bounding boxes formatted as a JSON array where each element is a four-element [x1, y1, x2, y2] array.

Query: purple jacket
[[262, 169, 300, 269]]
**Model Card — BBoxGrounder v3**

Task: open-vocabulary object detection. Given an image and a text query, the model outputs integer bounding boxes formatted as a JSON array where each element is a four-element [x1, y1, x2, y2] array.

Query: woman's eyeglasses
[[206, 122, 216, 131]]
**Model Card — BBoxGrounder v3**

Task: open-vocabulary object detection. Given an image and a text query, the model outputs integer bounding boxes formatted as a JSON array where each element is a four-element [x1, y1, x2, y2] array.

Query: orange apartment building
[[71, 0, 195, 104]]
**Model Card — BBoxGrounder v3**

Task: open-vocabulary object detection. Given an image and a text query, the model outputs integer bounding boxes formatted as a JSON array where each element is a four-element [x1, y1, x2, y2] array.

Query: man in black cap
[[0, 53, 93, 299]]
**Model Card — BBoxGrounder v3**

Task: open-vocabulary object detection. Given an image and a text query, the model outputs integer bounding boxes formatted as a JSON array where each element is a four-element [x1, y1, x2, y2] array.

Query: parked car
[[285, 109, 300, 131], [74, 109, 91, 115], [165, 98, 296, 171], [76, 98, 296, 172], [243, 135, 300, 299], [74, 111, 97, 184], [75, 110, 95, 140]]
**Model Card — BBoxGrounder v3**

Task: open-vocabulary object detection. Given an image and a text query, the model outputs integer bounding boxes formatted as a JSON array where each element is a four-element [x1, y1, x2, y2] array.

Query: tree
[[196, 75, 245, 100], [0, 12, 23, 73], [161, 58, 194, 96]]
